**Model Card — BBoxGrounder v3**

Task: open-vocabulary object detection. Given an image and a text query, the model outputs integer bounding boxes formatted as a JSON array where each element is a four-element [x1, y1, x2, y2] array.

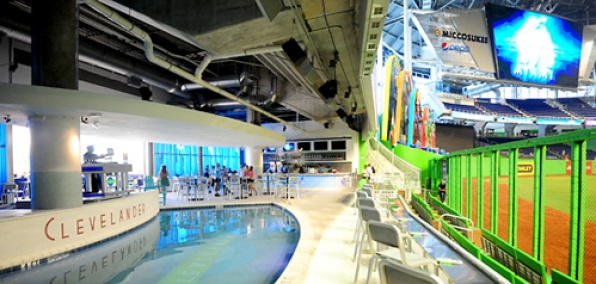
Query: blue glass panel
[[0, 124, 6, 184]]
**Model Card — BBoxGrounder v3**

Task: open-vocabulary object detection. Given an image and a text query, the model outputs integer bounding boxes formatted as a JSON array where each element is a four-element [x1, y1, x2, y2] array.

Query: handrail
[[440, 214, 475, 242], [368, 139, 421, 192], [419, 188, 433, 202]]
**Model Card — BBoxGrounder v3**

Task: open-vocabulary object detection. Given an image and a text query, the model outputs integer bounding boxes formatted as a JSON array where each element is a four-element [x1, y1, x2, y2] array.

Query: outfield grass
[[496, 175, 596, 222]]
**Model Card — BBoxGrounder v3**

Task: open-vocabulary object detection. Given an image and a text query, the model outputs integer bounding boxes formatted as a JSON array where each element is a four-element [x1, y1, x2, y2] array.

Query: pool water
[[0, 204, 300, 284]]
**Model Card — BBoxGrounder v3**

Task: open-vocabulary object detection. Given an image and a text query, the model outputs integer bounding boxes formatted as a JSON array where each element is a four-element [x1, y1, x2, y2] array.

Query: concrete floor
[[163, 185, 378, 284]]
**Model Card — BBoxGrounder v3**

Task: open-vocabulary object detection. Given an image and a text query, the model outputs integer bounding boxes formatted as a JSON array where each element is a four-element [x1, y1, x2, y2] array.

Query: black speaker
[[139, 86, 153, 101], [282, 38, 307, 63], [318, 80, 338, 99], [336, 108, 347, 119]]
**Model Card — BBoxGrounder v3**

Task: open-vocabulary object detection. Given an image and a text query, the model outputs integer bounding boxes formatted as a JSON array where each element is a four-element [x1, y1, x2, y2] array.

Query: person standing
[[159, 165, 170, 192], [83, 145, 105, 192], [438, 179, 447, 203], [317, 164, 324, 174], [245, 165, 257, 196], [214, 163, 222, 197]]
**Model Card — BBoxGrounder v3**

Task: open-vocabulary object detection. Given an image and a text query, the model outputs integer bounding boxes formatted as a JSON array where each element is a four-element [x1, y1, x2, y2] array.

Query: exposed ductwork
[[83, 0, 307, 133], [180, 76, 241, 91], [0, 25, 193, 100], [462, 84, 502, 96]]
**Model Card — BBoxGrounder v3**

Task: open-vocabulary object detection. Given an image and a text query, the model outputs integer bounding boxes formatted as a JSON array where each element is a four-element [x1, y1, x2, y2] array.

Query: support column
[[246, 109, 263, 176], [31, 0, 78, 89], [403, 0, 412, 73], [29, 0, 79, 210], [245, 147, 263, 177], [504, 123, 516, 137], [145, 142, 154, 176], [537, 125, 555, 137], [30, 116, 82, 209]]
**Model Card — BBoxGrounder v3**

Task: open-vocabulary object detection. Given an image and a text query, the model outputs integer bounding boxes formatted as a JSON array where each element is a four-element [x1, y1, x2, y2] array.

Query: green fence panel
[[467, 154, 473, 219], [491, 151, 499, 235], [552, 268, 580, 284], [477, 153, 484, 229], [480, 253, 516, 283], [533, 145, 545, 261], [509, 148, 518, 246], [569, 140, 586, 281]]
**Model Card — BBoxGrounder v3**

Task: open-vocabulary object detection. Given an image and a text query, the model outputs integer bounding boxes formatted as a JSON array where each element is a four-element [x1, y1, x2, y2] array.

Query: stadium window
[[201, 147, 240, 173], [154, 143, 199, 177]]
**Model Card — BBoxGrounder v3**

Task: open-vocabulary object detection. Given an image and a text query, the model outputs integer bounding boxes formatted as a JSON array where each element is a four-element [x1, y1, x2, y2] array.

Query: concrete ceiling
[[108, 0, 365, 124]]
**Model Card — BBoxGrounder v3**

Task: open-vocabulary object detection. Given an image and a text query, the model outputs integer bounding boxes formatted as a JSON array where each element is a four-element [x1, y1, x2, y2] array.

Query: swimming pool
[[0, 204, 300, 284]]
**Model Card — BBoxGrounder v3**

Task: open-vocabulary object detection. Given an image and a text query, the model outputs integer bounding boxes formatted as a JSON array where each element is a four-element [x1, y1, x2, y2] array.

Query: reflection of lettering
[[48, 237, 147, 284], [44, 203, 146, 241]]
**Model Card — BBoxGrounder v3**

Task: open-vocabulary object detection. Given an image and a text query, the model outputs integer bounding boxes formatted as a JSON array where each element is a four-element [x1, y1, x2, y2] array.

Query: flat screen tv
[[485, 3, 583, 88], [297, 142, 311, 151], [282, 142, 295, 152]]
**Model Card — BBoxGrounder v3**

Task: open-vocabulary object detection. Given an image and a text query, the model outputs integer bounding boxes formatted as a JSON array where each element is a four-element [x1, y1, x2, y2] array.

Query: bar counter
[[263, 173, 353, 190]]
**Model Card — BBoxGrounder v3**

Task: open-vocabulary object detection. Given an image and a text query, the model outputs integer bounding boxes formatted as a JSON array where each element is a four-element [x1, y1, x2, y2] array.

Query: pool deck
[[1, 185, 372, 283], [162, 185, 373, 284]]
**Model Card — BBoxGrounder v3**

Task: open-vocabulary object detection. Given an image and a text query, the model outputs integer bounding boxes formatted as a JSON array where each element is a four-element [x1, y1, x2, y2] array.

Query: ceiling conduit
[[84, 0, 307, 133], [0, 25, 193, 100]]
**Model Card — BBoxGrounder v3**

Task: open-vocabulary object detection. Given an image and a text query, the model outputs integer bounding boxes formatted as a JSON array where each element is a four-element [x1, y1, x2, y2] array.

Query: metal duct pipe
[[463, 84, 501, 96], [181, 77, 241, 91], [0, 26, 30, 43], [0, 24, 192, 99], [84, 0, 307, 133]]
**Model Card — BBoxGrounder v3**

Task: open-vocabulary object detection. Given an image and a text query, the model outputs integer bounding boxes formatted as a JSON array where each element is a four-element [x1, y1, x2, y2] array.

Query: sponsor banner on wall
[[535, 118, 582, 126], [518, 162, 534, 176], [497, 116, 534, 124], [566, 161, 593, 175], [451, 112, 495, 121], [0, 191, 159, 270], [421, 10, 495, 73]]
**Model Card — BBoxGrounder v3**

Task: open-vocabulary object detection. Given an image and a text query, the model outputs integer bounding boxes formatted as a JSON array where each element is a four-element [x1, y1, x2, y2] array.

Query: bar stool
[[199, 177, 209, 201], [176, 177, 189, 200], [228, 176, 241, 200], [288, 176, 300, 199]]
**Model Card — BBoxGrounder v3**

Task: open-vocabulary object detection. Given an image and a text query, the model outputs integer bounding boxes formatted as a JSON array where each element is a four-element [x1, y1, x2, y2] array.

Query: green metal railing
[[430, 128, 596, 283]]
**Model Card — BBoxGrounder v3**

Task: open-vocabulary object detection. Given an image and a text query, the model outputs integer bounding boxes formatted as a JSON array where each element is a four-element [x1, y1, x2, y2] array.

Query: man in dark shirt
[[438, 179, 447, 203]]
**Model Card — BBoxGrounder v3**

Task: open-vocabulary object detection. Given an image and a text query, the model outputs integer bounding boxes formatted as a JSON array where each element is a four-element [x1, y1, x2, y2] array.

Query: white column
[[404, 0, 412, 73], [245, 147, 263, 177], [245, 109, 264, 176], [29, 115, 82, 209], [145, 142, 154, 176]]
